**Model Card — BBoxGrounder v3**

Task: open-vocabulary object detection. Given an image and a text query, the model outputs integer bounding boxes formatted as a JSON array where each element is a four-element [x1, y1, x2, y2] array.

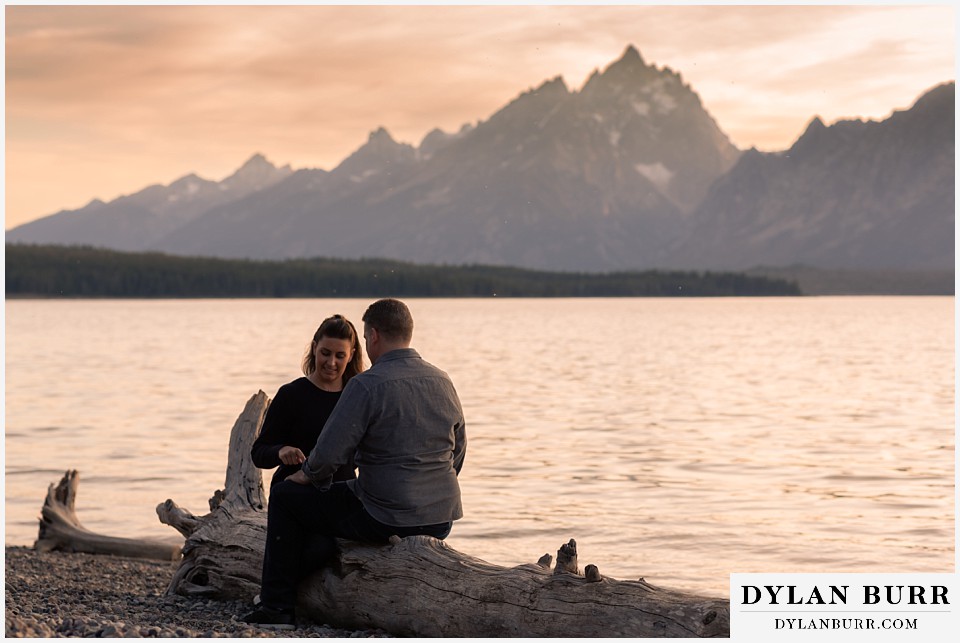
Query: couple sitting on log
[[244, 298, 468, 629]]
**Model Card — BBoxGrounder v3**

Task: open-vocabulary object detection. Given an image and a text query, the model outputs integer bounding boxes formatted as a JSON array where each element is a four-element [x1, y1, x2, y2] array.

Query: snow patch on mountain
[[652, 91, 676, 114], [631, 100, 651, 116], [635, 162, 674, 188], [350, 169, 379, 183]]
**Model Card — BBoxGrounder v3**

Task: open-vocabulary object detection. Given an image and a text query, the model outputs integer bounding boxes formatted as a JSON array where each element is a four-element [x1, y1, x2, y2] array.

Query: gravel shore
[[4, 546, 390, 638]]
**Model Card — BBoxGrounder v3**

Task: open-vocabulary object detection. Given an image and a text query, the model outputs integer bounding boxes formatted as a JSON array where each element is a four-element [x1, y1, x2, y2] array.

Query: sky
[[3, 3, 956, 230]]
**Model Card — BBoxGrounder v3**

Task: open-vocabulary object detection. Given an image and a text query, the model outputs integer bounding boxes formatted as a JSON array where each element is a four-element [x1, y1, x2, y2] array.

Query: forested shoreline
[[5, 243, 801, 298]]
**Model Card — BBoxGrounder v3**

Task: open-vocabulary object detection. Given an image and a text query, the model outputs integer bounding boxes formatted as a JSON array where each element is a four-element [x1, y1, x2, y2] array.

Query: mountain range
[[7, 45, 954, 272]]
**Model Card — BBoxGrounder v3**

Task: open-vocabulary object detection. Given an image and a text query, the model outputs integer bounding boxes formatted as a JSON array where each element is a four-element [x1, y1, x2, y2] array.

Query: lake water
[[3, 297, 955, 596]]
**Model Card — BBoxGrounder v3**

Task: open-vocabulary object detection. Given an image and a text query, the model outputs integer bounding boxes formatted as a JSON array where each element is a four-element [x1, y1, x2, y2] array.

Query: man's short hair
[[362, 298, 414, 343]]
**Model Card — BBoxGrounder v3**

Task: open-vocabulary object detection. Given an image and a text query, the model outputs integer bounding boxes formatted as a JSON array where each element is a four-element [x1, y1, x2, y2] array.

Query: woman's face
[[313, 336, 354, 385]]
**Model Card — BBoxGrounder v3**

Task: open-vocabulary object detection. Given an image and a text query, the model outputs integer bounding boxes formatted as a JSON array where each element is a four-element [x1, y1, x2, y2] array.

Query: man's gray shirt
[[302, 348, 466, 527]]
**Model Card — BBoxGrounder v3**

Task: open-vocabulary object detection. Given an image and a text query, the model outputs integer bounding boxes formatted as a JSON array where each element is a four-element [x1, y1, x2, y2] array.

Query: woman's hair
[[301, 314, 365, 383]]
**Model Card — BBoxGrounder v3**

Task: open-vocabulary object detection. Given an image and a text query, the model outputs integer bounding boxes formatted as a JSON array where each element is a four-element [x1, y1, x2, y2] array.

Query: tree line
[[5, 243, 802, 298]]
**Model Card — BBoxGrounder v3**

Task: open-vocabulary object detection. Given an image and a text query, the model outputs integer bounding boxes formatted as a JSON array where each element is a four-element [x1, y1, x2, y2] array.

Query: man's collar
[[375, 347, 420, 363]]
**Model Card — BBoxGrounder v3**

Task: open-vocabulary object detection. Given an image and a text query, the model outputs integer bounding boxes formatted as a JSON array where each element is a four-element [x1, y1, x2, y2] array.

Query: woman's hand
[[278, 446, 306, 466]]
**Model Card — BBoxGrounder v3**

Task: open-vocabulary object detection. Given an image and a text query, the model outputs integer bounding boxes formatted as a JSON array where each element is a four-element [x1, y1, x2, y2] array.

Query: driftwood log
[[35, 469, 181, 561], [156, 390, 272, 599], [156, 390, 730, 637]]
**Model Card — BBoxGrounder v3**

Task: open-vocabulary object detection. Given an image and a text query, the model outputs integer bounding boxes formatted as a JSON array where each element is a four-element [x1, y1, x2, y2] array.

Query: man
[[244, 298, 467, 629]]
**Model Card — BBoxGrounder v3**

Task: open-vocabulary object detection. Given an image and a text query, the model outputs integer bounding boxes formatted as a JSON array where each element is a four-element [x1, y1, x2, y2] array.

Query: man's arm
[[301, 378, 370, 487], [452, 417, 467, 475], [450, 386, 467, 475]]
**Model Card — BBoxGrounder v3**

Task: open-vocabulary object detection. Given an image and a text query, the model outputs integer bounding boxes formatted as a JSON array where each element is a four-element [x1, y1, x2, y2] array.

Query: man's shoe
[[242, 606, 296, 630]]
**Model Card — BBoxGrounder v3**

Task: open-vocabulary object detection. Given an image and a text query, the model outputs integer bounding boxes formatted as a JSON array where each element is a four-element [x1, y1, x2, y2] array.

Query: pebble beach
[[4, 547, 389, 638]]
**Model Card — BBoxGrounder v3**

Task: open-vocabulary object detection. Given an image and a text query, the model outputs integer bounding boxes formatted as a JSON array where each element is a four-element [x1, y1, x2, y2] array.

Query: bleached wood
[[35, 469, 181, 561], [156, 389, 730, 637], [158, 390, 272, 598], [301, 535, 728, 637]]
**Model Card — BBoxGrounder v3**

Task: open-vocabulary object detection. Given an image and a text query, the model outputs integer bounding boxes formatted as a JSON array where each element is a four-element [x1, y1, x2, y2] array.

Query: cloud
[[4, 4, 954, 229]]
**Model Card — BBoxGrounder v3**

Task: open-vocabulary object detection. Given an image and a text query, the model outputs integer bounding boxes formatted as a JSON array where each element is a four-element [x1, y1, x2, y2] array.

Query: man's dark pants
[[260, 480, 452, 612]]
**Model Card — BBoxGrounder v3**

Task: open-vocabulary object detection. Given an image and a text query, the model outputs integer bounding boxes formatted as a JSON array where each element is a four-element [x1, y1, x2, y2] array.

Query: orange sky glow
[[3, 3, 956, 230]]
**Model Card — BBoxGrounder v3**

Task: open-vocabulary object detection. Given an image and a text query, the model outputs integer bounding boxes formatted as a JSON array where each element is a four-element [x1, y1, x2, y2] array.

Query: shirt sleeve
[[250, 385, 292, 469], [452, 416, 467, 475], [302, 378, 370, 487], [449, 383, 467, 475]]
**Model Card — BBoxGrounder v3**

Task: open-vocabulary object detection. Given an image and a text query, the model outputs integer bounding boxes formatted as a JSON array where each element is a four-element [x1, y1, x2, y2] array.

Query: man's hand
[[285, 469, 311, 485], [278, 446, 306, 465]]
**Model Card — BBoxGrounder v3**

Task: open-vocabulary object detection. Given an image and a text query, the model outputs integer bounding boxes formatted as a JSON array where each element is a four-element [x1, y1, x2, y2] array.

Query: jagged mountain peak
[[788, 86, 945, 157], [670, 82, 954, 271], [420, 127, 445, 142], [221, 153, 293, 192], [786, 116, 832, 158], [504, 75, 570, 107], [538, 75, 569, 94], [485, 75, 571, 129], [333, 126, 416, 178], [164, 173, 216, 199], [618, 44, 645, 67], [418, 126, 474, 159], [580, 47, 679, 101], [235, 152, 275, 172], [804, 116, 827, 134], [354, 127, 415, 156], [908, 81, 955, 114], [171, 172, 205, 185], [582, 44, 647, 83], [367, 126, 396, 144]]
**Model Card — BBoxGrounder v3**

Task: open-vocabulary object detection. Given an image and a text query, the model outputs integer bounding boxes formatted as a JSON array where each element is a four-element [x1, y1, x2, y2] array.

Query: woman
[[251, 314, 364, 489]]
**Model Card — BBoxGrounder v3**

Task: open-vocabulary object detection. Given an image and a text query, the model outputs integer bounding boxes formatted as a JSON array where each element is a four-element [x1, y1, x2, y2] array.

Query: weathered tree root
[[554, 537, 580, 574], [35, 469, 181, 561]]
